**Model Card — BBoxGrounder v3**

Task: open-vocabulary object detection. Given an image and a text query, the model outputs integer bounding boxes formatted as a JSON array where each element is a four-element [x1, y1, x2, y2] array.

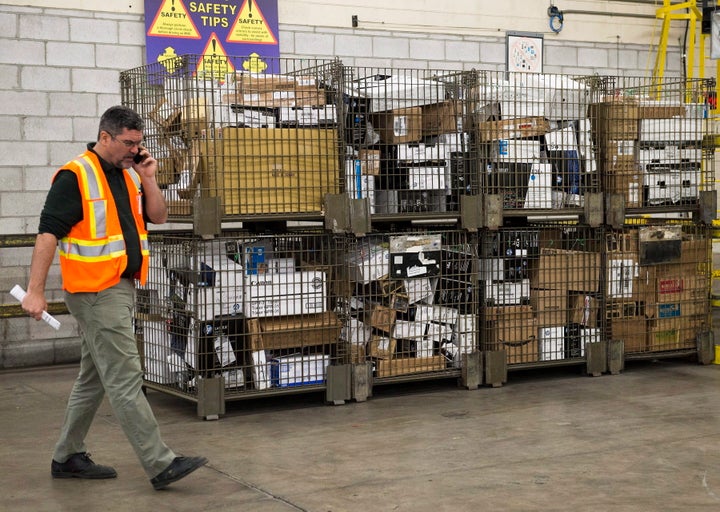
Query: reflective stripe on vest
[[75, 155, 107, 240]]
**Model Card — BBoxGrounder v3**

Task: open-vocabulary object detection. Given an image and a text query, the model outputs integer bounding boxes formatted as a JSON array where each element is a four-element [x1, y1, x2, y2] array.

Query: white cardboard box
[[484, 279, 530, 305], [408, 166, 447, 190], [344, 240, 390, 284], [524, 163, 553, 209], [490, 139, 541, 162], [243, 270, 327, 318], [347, 74, 443, 112], [270, 354, 329, 387], [341, 317, 373, 345], [539, 326, 565, 361]]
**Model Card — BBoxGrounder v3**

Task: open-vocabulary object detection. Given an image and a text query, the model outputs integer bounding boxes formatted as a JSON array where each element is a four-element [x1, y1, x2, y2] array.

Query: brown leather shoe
[[51, 453, 117, 479]]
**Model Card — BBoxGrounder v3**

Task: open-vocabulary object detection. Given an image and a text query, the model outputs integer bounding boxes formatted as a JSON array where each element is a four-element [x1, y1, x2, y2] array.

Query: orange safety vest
[[56, 150, 149, 292]]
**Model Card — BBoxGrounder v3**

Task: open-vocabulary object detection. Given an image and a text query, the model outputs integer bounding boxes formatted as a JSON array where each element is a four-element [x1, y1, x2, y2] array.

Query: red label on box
[[658, 278, 683, 294]]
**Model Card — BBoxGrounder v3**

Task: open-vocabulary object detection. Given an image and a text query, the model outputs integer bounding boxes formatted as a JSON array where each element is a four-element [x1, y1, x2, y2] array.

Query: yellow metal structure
[[653, 0, 704, 97]]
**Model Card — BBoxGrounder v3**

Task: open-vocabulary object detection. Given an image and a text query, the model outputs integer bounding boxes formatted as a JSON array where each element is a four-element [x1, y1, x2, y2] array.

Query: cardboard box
[[278, 105, 337, 126], [422, 100, 463, 136], [407, 166, 447, 191], [224, 87, 327, 108], [243, 270, 327, 318], [247, 312, 341, 351], [604, 171, 642, 208], [344, 240, 390, 284], [569, 294, 599, 328], [484, 279, 530, 306], [219, 127, 339, 215], [647, 318, 682, 351], [367, 335, 396, 359], [530, 249, 600, 292], [347, 74, 443, 112], [389, 234, 442, 279], [590, 101, 639, 140], [234, 72, 317, 93], [523, 163, 554, 209], [611, 317, 647, 353], [374, 355, 447, 377], [490, 139, 541, 162], [485, 305, 538, 364], [372, 106, 422, 144], [532, 289, 567, 327], [539, 326, 564, 361], [340, 317, 373, 346], [364, 303, 397, 334], [476, 117, 550, 142], [357, 149, 381, 175], [270, 354, 329, 387], [453, 313, 478, 353], [640, 118, 703, 143]]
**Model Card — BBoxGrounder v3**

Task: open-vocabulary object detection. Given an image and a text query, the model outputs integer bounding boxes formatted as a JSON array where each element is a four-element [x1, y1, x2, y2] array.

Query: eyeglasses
[[110, 134, 143, 148]]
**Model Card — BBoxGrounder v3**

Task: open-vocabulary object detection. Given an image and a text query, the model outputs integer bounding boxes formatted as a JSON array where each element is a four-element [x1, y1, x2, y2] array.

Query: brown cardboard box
[[364, 303, 397, 334], [375, 355, 447, 377], [367, 335, 397, 359], [638, 104, 685, 119], [531, 289, 567, 327], [590, 100, 639, 140], [219, 127, 339, 215], [603, 171, 642, 208], [358, 149, 381, 175], [647, 318, 681, 351], [530, 249, 601, 292], [222, 86, 326, 108], [476, 116, 550, 142], [422, 100, 462, 136], [610, 317, 647, 353], [485, 305, 539, 364], [246, 312, 342, 351], [234, 73, 316, 93], [166, 199, 192, 217], [372, 107, 422, 144]]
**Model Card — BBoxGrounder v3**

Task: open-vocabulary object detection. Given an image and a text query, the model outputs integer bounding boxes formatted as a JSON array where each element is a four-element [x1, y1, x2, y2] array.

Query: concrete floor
[[2, 357, 720, 511]]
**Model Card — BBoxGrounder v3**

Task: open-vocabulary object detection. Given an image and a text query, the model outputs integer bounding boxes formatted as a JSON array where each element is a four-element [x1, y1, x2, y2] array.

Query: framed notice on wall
[[506, 32, 543, 73]]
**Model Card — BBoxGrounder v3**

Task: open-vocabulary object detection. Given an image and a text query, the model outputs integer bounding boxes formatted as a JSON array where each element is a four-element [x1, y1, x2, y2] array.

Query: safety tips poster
[[144, 0, 280, 79]]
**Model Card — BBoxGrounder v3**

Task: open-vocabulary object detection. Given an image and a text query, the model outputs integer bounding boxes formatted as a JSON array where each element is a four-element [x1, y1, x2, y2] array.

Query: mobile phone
[[133, 148, 147, 164]]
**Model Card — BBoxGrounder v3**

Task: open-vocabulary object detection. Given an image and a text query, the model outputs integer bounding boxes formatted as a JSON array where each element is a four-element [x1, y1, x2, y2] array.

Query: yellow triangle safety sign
[[227, 0, 278, 44], [147, 0, 201, 39], [196, 34, 235, 80]]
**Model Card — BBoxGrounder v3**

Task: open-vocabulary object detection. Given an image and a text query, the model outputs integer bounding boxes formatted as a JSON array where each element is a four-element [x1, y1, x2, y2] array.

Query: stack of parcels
[[482, 227, 602, 364], [340, 234, 478, 377], [146, 70, 340, 217], [343, 74, 473, 215], [472, 73, 595, 209], [591, 96, 705, 208], [605, 225, 709, 354], [137, 237, 340, 391]]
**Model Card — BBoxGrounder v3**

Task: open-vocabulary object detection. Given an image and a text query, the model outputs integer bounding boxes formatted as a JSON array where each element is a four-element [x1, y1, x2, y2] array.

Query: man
[[21, 105, 207, 490]]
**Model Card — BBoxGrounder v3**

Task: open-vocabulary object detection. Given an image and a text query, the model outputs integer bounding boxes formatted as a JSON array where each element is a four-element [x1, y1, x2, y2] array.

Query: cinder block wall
[[0, 4, 685, 368]]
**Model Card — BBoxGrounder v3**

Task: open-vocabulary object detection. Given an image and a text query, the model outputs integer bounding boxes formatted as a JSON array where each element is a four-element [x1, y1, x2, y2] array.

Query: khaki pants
[[53, 278, 175, 477]]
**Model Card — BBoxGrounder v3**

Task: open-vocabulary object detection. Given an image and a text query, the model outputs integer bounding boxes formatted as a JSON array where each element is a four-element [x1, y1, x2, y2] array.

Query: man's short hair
[[98, 105, 145, 139]]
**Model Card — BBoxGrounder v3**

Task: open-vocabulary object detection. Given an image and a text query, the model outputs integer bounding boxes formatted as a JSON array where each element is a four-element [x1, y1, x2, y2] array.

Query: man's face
[[96, 128, 143, 168]]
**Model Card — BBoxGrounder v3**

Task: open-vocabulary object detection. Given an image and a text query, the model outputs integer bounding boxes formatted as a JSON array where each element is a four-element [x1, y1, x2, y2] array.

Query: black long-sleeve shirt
[[38, 144, 146, 279]]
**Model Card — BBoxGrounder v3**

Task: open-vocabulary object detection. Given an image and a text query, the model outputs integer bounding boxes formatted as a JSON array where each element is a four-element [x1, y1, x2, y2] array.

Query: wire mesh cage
[[120, 56, 345, 220], [338, 229, 479, 380], [341, 67, 478, 219], [469, 71, 600, 212], [585, 75, 714, 213], [136, 230, 346, 398], [605, 221, 711, 357], [479, 224, 605, 366]]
